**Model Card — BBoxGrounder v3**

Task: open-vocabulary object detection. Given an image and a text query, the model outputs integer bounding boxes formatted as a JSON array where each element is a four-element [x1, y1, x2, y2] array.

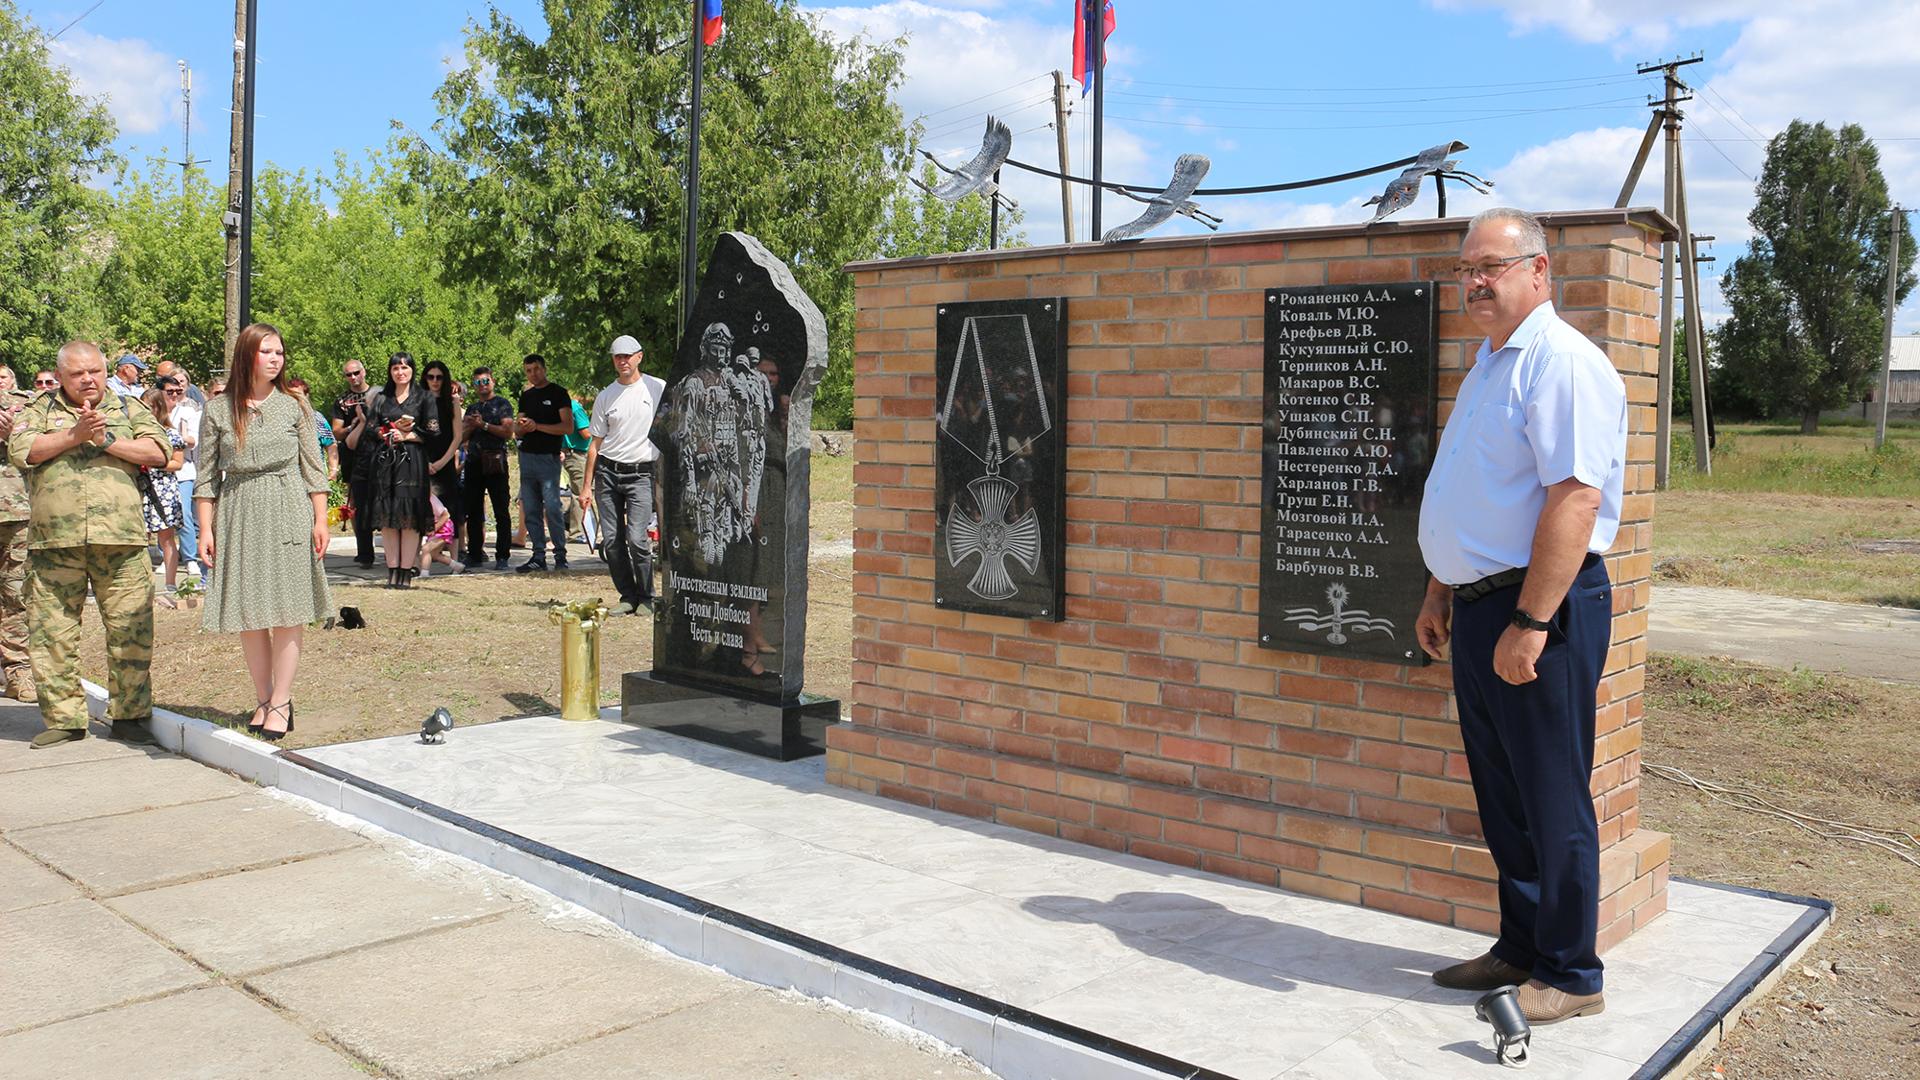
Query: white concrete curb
[[85, 682, 1186, 1080]]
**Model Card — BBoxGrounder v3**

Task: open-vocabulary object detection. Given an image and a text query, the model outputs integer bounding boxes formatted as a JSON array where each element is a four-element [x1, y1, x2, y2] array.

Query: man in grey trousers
[[579, 335, 666, 615]]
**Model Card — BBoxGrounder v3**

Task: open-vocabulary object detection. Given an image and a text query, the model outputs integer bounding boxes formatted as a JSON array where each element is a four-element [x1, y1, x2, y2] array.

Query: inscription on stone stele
[[1259, 283, 1437, 665]]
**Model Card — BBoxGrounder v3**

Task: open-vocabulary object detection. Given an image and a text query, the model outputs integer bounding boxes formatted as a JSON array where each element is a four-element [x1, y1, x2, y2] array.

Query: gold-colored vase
[[548, 599, 610, 721]]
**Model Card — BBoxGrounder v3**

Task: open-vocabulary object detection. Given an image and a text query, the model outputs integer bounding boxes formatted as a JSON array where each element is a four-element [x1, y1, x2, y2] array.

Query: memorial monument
[[934, 299, 1068, 621], [622, 232, 840, 759]]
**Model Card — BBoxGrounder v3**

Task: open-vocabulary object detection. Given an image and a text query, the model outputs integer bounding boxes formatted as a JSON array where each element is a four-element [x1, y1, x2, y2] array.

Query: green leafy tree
[[0, 0, 120, 366], [1717, 120, 1916, 431], [406, 0, 912, 407], [92, 164, 228, 380]]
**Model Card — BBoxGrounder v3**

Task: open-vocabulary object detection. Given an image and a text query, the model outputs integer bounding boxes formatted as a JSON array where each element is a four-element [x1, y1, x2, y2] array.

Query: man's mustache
[[1468, 287, 1496, 303]]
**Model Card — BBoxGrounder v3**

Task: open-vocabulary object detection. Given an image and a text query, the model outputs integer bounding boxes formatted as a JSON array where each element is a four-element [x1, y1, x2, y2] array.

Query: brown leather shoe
[[1432, 952, 1531, 991], [1518, 978, 1606, 1024], [5, 668, 36, 703]]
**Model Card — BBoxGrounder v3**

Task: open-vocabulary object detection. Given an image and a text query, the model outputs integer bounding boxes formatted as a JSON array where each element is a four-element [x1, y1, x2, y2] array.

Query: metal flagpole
[[681, 0, 706, 340], [1086, 0, 1104, 238], [237, 0, 259, 327]]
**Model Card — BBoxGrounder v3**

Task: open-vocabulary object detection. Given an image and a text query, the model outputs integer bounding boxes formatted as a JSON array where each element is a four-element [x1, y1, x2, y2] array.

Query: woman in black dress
[[421, 360, 467, 562], [345, 352, 437, 587]]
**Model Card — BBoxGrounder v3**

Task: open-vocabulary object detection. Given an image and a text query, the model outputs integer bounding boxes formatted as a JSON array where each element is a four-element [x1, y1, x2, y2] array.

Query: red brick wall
[[831, 210, 1672, 942]]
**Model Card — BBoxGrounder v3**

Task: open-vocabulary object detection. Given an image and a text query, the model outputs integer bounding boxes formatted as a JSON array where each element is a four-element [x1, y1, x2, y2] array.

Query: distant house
[[1870, 335, 1920, 404]]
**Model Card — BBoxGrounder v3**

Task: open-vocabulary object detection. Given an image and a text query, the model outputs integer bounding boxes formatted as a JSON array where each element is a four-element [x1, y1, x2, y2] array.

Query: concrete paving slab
[[248, 911, 737, 1079], [0, 898, 208, 1034], [110, 846, 517, 976], [0, 755, 249, 830], [0, 985, 365, 1079], [480, 988, 989, 1079], [0, 704, 154, 775], [10, 793, 363, 896], [0, 842, 80, 912]]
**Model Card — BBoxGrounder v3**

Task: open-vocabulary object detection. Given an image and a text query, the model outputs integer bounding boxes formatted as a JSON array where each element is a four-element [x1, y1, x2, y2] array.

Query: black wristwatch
[[1510, 609, 1552, 632]]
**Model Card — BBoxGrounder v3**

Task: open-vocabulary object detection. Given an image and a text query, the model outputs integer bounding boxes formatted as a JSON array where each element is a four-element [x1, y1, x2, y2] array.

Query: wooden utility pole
[[1674, 146, 1712, 474], [221, 0, 247, 366], [1052, 70, 1074, 243], [1627, 55, 1704, 486], [1878, 207, 1909, 450]]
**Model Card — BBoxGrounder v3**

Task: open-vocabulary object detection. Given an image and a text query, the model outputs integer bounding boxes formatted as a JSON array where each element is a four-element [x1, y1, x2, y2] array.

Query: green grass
[[1668, 423, 1920, 499]]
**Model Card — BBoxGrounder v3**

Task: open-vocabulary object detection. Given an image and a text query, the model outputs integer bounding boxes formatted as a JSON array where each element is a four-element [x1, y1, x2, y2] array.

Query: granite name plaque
[[933, 298, 1068, 621], [1259, 283, 1436, 665], [629, 232, 837, 759]]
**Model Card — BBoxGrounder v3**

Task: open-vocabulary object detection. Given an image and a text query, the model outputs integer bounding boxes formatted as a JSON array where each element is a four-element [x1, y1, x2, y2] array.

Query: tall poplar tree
[[1717, 120, 1915, 431], [0, 1, 119, 365], [406, 0, 912, 399]]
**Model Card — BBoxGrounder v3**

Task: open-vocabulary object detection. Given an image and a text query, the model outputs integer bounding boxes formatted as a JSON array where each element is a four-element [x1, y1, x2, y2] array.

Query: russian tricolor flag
[[702, 0, 725, 46], [1072, 0, 1115, 95]]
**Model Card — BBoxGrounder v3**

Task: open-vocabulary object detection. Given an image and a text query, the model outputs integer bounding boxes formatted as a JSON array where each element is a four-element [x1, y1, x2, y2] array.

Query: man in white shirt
[[1414, 208, 1627, 1025], [580, 334, 666, 615], [162, 376, 206, 586]]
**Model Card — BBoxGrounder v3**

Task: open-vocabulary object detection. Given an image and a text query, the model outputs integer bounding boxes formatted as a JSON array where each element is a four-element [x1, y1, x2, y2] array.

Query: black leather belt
[[1452, 567, 1526, 603], [600, 458, 654, 475]]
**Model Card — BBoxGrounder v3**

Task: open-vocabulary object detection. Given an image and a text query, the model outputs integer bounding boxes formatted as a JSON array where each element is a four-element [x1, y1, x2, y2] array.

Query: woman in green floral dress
[[193, 323, 334, 741]]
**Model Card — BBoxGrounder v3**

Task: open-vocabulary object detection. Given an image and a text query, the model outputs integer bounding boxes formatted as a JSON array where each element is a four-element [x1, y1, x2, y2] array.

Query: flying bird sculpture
[[1102, 154, 1222, 242], [1362, 140, 1494, 224], [916, 116, 1015, 203]]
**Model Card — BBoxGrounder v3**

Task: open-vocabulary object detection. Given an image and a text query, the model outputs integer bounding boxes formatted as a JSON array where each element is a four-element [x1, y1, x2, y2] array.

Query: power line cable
[[915, 72, 1051, 122], [1705, 85, 1772, 143], [919, 94, 1054, 142], [49, 0, 108, 40], [1122, 70, 1640, 93], [1105, 77, 1643, 110], [1100, 96, 1642, 134]]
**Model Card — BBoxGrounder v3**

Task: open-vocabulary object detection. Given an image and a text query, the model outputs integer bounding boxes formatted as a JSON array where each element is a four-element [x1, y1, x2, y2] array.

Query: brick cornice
[[845, 207, 1678, 274]]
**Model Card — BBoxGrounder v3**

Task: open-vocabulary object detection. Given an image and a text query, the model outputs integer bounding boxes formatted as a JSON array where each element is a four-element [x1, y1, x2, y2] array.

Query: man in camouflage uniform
[[0, 378, 39, 701], [9, 342, 169, 749]]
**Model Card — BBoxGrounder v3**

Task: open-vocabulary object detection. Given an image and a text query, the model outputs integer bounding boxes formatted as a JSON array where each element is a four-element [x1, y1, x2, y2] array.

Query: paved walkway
[[0, 702, 987, 1080], [1650, 584, 1920, 684]]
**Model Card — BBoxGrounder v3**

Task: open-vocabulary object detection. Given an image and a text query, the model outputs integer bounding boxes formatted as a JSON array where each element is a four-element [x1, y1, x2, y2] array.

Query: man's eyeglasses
[[473, 377, 492, 386], [345, 369, 367, 379], [164, 388, 186, 396], [34, 378, 57, 388], [1452, 252, 1542, 282]]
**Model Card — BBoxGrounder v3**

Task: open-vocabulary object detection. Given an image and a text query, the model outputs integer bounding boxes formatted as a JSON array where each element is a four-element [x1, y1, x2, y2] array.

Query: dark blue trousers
[[1450, 554, 1610, 995]]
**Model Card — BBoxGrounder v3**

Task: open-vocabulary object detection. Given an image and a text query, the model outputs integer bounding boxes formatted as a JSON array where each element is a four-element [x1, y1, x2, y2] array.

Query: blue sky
[[23, 0, 1920, 331]]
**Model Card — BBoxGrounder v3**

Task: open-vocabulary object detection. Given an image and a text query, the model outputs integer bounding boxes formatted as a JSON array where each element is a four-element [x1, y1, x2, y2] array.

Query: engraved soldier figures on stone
[[665, 322, 773, 567]]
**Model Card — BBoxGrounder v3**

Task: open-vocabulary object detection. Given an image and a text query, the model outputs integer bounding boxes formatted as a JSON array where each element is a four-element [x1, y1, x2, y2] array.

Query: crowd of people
[[4, 328, 667, 749]]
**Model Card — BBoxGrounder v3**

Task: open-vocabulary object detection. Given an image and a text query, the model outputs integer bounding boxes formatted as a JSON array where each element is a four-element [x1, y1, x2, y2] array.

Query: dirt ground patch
[[75, 555, 855, 751], [1653, 490, 1920, 608], [1643, 655, 1920, 1078]]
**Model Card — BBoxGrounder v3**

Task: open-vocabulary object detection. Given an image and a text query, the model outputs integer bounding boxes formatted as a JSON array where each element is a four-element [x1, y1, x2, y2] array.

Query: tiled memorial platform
[[289, 715, 1826, 1080]]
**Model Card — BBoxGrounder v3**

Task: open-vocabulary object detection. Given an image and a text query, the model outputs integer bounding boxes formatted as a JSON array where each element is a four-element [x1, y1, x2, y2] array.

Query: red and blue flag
[[1072, 1, 1116, 96], [702, 0, 725, 46]]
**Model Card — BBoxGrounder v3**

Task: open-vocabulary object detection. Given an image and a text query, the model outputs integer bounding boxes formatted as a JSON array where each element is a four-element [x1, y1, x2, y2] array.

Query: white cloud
[[47, 28, 182, 139], [806, 1, 1175, 245], [1428, 0, 1750, 52]]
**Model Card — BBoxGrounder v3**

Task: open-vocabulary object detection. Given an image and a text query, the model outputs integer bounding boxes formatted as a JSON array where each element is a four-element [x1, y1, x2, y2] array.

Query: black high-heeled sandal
[[248, 699, 269, 731], [385, 567, 399, 589], [260, 701, 295, 742]]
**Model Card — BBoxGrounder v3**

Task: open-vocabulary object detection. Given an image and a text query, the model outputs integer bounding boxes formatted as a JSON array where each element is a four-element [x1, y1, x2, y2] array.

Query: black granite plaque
[[1259, 283, 1436, 665], [643, 233, 837, 735], [933, 298, 1068, 621]]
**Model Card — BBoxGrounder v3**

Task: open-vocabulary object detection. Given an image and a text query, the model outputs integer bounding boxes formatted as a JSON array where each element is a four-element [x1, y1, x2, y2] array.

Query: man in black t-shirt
[[331, 359, 377, 567], [461, 367, 516, 570], [513, 353, 579, 572]]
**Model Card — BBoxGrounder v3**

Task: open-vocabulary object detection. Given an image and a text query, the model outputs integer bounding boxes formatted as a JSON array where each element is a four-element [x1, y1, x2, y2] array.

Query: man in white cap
[[579, 335, 665, 615]]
